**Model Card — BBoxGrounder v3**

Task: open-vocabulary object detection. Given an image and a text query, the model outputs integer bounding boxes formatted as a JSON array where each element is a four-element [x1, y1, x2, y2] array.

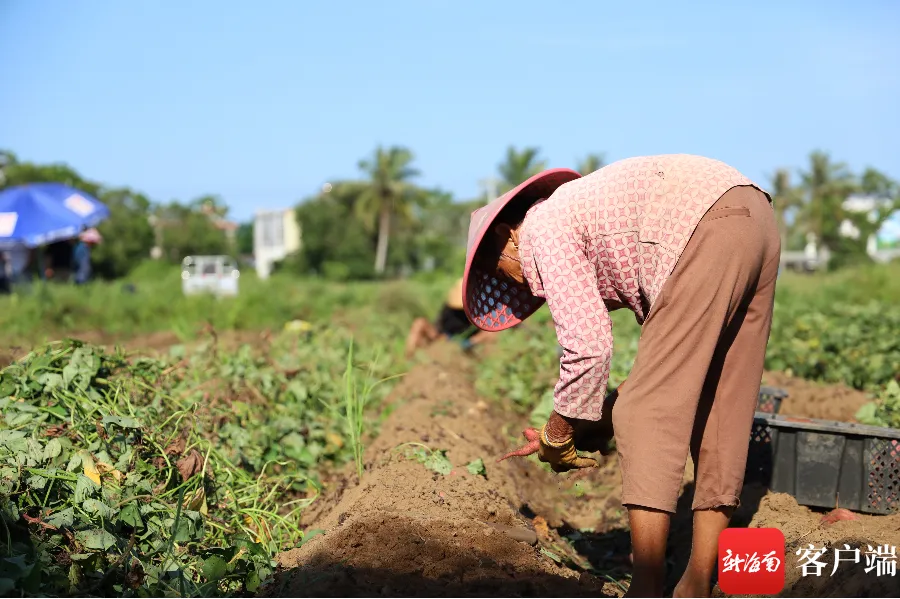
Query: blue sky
[[2, 1, 899, 231]]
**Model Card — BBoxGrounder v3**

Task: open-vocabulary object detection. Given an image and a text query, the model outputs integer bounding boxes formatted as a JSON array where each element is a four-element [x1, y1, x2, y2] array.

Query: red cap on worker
[[462, 168, 582, 332]]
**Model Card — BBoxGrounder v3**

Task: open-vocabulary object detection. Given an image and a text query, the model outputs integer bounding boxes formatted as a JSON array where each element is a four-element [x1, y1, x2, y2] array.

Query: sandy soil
[[271, 344, 616, 596], [762, 370, 873, 422], [733, 493, 900, 598], [269, 344, 900, 597]]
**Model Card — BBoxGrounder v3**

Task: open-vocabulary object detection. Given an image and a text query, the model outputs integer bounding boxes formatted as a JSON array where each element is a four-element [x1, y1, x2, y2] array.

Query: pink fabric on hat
[[517, 154, 770, 421], [462, 169, 582, 331]]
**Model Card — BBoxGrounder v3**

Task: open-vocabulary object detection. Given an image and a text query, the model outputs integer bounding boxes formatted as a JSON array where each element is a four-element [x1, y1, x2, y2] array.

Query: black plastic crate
[[746, 413, 900, 515], [756, 385, 787, 414]]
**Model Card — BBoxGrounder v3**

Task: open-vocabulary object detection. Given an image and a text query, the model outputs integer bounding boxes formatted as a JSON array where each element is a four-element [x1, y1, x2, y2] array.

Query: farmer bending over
[[463, 156, 779, 597], [404, 277, 495, 357]]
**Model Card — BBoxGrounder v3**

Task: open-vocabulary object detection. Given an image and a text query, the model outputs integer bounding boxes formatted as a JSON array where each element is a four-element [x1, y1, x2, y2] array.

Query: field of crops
[[0, 269, 450, 596], [1, 262, 899, 596], [0, 325, 409, 594]]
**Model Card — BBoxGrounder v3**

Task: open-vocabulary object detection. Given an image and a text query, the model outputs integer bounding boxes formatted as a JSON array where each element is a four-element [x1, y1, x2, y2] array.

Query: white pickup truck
[[181, 255, 240, 297]]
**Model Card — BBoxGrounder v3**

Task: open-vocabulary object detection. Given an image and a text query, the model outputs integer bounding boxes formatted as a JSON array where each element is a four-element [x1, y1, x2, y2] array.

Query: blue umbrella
[[0, 183, 110, 249]]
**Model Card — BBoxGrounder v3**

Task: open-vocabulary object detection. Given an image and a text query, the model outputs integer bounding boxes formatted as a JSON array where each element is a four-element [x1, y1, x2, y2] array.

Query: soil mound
[[272, 345, 617, 597], [763, 371, 872, 422], [270, 345, 899, 597], [725, 493, 900, 598]]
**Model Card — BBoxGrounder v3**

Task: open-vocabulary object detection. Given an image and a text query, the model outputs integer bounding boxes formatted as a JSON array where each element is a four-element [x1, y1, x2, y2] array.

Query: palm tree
[[497, 146, 546, 192], [855, 167, 900, 252], [355, 146, 420, 275], [193, 194, 228, 216], [797, 151, 857, 248], [769, 168, 802, 250], [577, 153, 606, 175]]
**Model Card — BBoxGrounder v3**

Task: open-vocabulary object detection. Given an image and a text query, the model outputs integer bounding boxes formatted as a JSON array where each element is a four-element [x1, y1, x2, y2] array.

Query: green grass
[[0, 261, 454, 346], [328, 341, 400, 479], [775, 261, 900, 307]]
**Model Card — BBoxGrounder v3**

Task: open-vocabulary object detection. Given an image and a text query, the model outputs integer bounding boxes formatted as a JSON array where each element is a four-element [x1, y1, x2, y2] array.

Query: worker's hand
[[571, 419, 614, 455], [497, 389, 620, 471], [538, 423, 600, 472], [497, 412, 599, 473], [572, 389, 618, 455]]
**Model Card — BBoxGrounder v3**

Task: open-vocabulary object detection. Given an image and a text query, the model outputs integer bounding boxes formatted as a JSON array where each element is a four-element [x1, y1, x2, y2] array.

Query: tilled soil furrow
[[271, 344, 617, 597], [271, 343, 900, 598]]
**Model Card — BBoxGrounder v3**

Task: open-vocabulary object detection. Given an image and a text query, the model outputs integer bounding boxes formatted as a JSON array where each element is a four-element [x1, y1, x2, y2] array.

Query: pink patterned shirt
[[518, 154, 769, 420]]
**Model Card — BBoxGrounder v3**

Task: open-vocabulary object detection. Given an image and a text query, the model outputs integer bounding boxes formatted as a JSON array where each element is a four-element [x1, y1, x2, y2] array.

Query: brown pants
[[612, 185, 781, 513]]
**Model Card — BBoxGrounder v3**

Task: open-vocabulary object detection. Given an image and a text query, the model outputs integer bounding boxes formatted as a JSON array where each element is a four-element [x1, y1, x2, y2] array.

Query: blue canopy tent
[[0, 183, 110, 249]]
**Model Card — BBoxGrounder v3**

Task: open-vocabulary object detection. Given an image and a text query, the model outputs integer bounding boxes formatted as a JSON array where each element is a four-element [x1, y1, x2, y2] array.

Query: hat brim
[[462, 169, 582, 332]]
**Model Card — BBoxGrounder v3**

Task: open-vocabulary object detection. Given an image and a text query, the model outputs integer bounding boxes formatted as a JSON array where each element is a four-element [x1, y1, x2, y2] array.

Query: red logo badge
[[718, 528, 786, 595]]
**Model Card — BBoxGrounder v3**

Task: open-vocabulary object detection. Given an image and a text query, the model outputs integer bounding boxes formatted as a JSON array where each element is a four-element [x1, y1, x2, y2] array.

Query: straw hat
[[462, 169, 581, 332], [445, 278, 464, 310]]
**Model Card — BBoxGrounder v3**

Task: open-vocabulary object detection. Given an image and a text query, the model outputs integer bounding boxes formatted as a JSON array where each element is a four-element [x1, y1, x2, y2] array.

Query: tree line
[[284, 147, 607, 280], [288, 146, 899, 279], [770, 152, 900, 267], [1, 147, 896, 281]]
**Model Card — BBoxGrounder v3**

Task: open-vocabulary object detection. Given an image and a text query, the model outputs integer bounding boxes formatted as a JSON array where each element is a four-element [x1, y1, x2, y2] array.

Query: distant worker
[[404, 277, 495, 358], [73, 228, 102, 285], [3, 246, 30, 284]]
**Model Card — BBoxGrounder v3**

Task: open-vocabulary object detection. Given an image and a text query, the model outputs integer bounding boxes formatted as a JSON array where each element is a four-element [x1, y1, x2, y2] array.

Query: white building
[[781, 194, 900, 271], [253, 208, 301, 279], [841, 194, 898, 260]]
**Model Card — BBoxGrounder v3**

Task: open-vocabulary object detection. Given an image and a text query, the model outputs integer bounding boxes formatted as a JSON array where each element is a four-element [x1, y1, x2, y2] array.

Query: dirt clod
[[483, 521, 539, 546], [763, 371, 872, 422]]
